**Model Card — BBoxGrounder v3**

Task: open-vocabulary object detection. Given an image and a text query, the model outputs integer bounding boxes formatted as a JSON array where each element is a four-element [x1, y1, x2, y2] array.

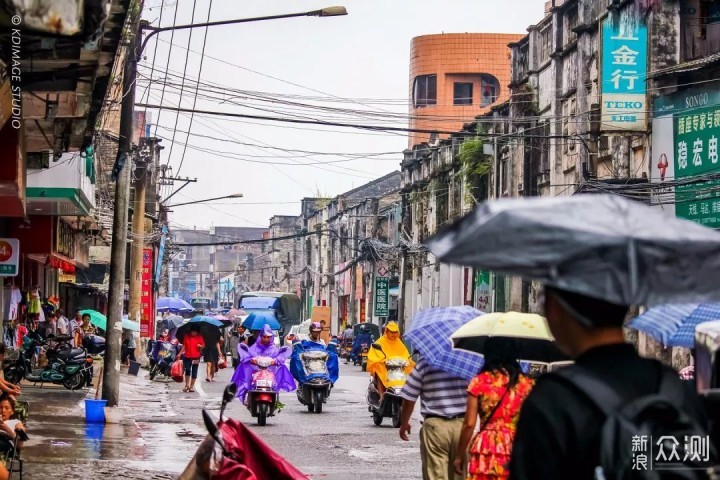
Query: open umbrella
[[176, 315, 223, 345], [226, 309, 246, 320], [82, 310, 140, 332], [161, 315, 185, 330], [404, 306, 485, 380], [426, 194, 720, 307], [451, 312, 568, 363], [628, 304, 720, 348], [157, 297, 194, 313], [119, 315, 141, 332], [242, 310, 280, 331]]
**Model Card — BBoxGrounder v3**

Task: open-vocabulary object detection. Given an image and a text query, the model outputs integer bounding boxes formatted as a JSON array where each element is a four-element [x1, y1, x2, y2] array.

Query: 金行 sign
[[374, 277, 389, 317], [601, 16, 647, 131], [0, 239, 19, 276], [140, 248, 154, 337]]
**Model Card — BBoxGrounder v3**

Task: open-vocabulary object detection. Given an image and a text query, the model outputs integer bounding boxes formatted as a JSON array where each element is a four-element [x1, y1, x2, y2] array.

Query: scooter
[[246, 356, 280, 426], [148, 340, 178, 380], [360, 344, 369, 372], [366, 344, 411, 428], [290, 340, 339, 414], [178, 383, 307, 480], [4, 335, 93, 390]]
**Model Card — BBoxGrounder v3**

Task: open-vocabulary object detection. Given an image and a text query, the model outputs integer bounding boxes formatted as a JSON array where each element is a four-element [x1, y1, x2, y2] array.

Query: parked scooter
[[290, 340, 339, 414], [178, 383, 307, 480], [148, 340, 179, 380], [366, 343, 411, 427], [246, 356, 281, 426], [4, 335, 93, 390]]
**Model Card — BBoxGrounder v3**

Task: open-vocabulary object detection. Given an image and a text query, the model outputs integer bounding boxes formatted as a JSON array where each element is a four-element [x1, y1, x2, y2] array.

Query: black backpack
[[554, 365, 717, 480]]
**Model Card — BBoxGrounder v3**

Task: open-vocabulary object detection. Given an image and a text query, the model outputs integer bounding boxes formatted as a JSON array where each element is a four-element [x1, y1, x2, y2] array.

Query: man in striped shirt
[[399, 356, 469, 480]]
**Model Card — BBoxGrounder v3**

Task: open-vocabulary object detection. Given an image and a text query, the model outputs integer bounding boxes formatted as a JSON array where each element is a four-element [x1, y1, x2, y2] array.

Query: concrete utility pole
[[128, 161, 148, 323], [104, 0, 142, 407]]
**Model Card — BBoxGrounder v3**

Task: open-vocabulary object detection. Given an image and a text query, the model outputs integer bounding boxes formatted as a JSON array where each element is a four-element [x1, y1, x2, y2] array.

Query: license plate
[[256, 379, 273, 388]]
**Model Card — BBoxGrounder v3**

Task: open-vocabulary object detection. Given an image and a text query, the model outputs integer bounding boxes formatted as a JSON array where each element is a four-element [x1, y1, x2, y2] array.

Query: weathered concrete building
[[301, 172, 402, 333], [267, 216, 303, 294]]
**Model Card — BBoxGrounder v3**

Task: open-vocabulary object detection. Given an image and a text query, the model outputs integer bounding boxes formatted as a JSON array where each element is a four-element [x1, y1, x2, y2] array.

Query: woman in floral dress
[[454, 337, 535, 479]]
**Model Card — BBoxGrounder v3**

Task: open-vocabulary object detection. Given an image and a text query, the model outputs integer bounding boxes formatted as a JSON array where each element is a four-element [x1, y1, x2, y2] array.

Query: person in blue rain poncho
[[290, 337, 340, 387], [350, 324, 374, 364]]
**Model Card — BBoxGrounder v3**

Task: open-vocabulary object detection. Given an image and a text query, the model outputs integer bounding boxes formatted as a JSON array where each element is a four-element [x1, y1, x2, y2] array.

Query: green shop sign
[[674, 105, 720, 226], [373, 277, 389, 317]]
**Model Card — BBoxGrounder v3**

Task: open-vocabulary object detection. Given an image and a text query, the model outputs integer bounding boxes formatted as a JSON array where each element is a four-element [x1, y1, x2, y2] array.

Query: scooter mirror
[[220, 383, 237, 421], [371, 343, 383, 352], [202, 409, 219, 439]]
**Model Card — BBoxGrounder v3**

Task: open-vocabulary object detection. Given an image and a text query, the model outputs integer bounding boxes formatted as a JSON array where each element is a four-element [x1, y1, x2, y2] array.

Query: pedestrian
[[203, 338, 222, 382], [45, 312, 58, 338], [69, 310, 82, 336], [229, 330, 241, 368], [55, 309, 69, 336], [178, 326, 205, 393], [0, 345, 21, 400], [398, 354, 468, 480], [125, 330, 136, 364], [509, 286, 711, 480], [454, 337, 534, 479]]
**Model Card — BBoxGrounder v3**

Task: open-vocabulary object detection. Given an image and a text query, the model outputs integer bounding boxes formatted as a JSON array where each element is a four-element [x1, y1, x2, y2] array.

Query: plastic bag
[[170, 358, 184, 382], [217, 358, 227, 370]]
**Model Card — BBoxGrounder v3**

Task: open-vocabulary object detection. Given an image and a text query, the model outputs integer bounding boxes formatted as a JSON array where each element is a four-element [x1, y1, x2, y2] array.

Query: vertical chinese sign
[[475, 270, 491, 312], [374, 277, 389, 317], [674, 107, 720, 226], [141, 248, 154, 338], [601, 16, 647, 131]]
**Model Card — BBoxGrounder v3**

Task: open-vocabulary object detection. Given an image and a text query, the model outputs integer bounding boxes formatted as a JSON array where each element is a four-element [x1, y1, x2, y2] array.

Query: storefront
[[652, 85, 720, 227]]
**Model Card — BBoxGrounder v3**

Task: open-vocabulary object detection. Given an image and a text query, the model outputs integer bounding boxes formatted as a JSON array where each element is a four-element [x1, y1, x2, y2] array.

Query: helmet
[[310, 322, 322, 332]]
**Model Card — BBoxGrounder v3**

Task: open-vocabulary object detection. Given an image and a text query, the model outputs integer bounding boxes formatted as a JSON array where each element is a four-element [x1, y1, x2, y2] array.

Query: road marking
[[194, 380, 208, 398]]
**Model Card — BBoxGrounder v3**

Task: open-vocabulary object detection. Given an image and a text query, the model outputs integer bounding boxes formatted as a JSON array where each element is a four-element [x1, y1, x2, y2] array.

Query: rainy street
[[21, 361, 422, 480]]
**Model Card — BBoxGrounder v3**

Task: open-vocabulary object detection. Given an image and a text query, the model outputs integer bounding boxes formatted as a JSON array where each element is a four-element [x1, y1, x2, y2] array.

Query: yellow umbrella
[[450, 312, 568, 362]]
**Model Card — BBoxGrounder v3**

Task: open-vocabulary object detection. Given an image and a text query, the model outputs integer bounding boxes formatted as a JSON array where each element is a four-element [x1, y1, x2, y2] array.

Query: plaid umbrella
[[404, 306, 485, 380], [628, 303, 720, 348]]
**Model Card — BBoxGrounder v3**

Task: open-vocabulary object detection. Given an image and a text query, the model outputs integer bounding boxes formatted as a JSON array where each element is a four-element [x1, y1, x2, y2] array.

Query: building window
[[562, 96, 577, 153], [453, 82, 473, 105], [480, 75, 500, 106], [413, 74, 437, 107]]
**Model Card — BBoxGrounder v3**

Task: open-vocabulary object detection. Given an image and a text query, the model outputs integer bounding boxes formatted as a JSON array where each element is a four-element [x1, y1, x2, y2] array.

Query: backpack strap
[[551, 366, 625, 416]]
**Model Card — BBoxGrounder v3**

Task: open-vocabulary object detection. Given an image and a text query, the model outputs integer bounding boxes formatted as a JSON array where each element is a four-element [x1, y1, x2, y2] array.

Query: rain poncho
[[290, 340, 339, 385], [366, 322, 414, 387], [231, 325, 295, 401]]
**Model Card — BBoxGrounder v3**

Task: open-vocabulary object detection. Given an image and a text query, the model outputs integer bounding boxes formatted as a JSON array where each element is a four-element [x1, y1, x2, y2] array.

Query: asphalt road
[[168, 358, 424, 480]]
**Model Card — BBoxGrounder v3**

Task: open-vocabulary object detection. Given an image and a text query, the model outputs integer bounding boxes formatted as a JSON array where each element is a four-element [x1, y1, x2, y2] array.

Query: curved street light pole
[[165, 193, 244, 208], [139, 6, 348, 56]]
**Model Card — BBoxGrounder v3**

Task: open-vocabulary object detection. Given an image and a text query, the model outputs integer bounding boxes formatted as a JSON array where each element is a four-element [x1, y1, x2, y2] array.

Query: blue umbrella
[[157, 297, 194, 313], [242, 310, 281, 331], [405, 306, 486, 381], [628, 304, 720, 347], [120, 315, 141, 332]]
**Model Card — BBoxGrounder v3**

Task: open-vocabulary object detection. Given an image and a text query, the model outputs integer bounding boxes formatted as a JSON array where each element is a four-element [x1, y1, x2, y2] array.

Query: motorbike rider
[[351, 324, 373, 363], [231, 324, 295, 404], [366, 321, 415, 399], [308, 322, 326, 346]]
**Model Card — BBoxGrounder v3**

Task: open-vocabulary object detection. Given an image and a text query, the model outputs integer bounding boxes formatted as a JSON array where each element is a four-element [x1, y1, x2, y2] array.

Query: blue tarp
[[241, 297, 279, 310], [290, 340, 339, 385]]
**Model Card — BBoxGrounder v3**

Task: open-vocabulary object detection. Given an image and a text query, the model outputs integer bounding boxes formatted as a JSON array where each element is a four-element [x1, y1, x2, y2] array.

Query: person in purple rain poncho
[[231, 324, 295, 403]]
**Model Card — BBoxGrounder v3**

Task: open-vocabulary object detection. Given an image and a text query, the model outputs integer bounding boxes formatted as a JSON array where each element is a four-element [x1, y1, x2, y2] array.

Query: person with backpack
[[509, 286, 714, 480]]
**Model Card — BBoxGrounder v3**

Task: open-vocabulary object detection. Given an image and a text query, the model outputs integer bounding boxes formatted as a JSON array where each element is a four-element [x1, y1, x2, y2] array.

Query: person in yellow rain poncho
[[367, 321, 415, 398]]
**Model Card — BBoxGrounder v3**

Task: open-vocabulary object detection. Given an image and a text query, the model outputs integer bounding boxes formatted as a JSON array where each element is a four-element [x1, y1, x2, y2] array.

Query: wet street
[[21, 360, 422, 479]]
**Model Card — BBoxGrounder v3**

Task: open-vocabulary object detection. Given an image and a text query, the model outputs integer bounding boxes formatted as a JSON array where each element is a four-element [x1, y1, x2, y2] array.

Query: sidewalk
[[20, 366, 206, 479]]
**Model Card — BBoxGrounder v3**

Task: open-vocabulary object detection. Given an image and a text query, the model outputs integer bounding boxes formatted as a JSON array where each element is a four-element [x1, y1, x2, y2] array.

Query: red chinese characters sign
[[141, 248, 154, 337]]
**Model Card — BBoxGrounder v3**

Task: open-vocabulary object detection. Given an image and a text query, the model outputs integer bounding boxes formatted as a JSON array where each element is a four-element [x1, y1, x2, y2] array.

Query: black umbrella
[[176, 316, 222, 346], [426, 194, 720, 307]]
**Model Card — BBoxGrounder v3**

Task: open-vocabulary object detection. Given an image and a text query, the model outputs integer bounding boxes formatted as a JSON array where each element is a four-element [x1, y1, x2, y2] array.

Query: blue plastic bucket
[[85, 399, 107, 423]]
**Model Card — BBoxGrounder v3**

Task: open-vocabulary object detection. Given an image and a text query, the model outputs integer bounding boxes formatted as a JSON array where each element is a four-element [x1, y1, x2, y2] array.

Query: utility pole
[[128, 159, 148, 323], [104, 1, 142, 407]]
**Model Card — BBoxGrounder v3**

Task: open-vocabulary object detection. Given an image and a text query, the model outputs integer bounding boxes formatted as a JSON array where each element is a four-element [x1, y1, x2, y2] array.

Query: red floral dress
[[466, 371, 534, 479]]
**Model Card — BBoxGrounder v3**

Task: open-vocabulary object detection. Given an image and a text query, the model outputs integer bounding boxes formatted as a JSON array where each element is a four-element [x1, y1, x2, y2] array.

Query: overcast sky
[[138, 0, 545, 230]]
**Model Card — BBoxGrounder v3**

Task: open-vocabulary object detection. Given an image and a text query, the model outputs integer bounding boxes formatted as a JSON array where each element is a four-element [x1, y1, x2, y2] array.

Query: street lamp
[[139, 6, 348, 55], [166, 193, 243, 208]]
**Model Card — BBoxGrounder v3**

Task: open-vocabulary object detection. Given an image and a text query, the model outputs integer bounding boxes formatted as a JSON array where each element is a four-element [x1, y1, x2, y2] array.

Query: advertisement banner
[[673, 105, 720, 226], [650, 115, 677, 218], [475, 270, 491, 312], [154, 224, 167, 288], [374, 277, 389, 317], [355, 265, 363, 299], [600, 16, 647, 131], [141, 248, 154, 337]]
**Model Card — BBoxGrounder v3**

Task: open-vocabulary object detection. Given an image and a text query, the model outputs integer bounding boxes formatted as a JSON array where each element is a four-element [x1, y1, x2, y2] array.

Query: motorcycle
[[352, 342, 368, 367], [360, 344, 369, 372], [4, 335, 93, 390], [366, 344, 411, 428], [247, 356, 281, 426], [290, 340, 339, 414], [148, 340, 179, 380], [179, 383, 307, 480]]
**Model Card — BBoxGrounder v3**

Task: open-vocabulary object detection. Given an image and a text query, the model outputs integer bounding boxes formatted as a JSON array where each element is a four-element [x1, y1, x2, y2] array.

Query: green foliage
[[459, 138, 491, 178]]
